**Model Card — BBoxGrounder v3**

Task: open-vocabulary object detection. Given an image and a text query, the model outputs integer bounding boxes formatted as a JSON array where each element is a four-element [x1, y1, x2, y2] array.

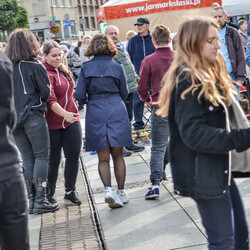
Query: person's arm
[[234, 30, 246, 82], [174, 78, 250, 154], [137, 58, 151, 104], [246, 37, 250, 67], [50, 103, 77, 123], [0, 53, 16, 129], [74, 67, 88, 105], [34, 63, 51, 102], [46, 75, 77, 123], [118, 65, 128, 102]]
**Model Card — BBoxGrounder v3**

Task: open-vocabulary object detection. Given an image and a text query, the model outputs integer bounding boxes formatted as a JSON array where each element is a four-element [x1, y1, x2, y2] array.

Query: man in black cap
[[127, 17, 155, 131]]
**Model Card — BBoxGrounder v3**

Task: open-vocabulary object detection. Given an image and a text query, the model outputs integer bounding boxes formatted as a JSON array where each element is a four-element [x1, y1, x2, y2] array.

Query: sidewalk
[[29, 111, 250, 249]]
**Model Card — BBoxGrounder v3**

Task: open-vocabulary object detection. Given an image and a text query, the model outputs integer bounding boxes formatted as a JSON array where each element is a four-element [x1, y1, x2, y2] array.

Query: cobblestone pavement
[[39, 158, 103, 250]]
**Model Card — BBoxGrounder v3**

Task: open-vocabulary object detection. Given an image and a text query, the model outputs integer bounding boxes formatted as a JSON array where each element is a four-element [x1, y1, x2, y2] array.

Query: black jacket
[[168, 73, 250, 199], [13, 59, 51, 130], [0, 51, 21, 180]]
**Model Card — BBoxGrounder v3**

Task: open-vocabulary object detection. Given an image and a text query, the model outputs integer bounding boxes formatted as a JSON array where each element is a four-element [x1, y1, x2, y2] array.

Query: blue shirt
[[219, 26, 233, 75]]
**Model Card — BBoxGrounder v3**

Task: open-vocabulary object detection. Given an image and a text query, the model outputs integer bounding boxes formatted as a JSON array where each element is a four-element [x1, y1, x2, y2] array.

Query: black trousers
[[0, 173, 29, 250], [48, 122, 82, 192]]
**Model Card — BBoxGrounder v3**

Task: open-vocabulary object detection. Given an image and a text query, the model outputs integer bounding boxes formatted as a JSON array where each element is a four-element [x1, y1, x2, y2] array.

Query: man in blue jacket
[[127, 17, 155, 131]]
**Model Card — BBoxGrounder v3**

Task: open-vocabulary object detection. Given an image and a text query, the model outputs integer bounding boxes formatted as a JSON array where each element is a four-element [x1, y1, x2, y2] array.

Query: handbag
[[230, 93, 250, 172]]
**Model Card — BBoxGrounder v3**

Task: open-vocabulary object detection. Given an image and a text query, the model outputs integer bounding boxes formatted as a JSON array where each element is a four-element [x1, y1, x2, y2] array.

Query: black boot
[[26, 180, 35, 214], [46, 183, 58, 205], [33, 178, 58, 214]]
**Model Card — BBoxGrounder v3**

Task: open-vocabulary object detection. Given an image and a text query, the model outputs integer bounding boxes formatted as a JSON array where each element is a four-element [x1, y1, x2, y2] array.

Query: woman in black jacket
[[157, 17, 250, 249], [6, 29, 57, 214]]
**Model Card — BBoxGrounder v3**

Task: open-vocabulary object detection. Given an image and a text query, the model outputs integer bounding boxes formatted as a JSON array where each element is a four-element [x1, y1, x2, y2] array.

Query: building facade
[[20, 0, 108, 43]]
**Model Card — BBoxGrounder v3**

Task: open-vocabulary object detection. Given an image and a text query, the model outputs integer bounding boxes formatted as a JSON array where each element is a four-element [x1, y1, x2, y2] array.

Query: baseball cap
[[134, 18, 150, 26]]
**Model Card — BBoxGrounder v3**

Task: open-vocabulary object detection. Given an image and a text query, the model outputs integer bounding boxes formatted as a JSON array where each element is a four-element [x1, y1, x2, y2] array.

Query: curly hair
[[84, 34, 117, 58], [157, 17, 236, 117], [6, 28, 40, 63]]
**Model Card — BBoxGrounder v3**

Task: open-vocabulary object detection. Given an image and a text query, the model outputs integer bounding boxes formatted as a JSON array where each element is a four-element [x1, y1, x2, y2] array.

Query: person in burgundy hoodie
[[42, 40, 82, 206], [137, 25, 174, 200]]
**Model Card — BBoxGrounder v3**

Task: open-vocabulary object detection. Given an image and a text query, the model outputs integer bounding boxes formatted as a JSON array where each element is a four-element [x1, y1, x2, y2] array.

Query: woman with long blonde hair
[[157, 17, 250, 249]]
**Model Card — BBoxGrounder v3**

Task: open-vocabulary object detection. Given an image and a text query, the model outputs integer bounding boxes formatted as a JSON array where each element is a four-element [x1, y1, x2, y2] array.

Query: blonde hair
[[157, 17, 236, 117], [82, 35, 92, 46], [125, 30, 137, 41]]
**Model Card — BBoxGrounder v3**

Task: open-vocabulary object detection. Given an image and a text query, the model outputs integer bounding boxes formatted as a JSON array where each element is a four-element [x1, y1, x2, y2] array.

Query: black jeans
[[0, 173, 29, 250], [14, 112, 50, 180], [48, 122, 82, 192]]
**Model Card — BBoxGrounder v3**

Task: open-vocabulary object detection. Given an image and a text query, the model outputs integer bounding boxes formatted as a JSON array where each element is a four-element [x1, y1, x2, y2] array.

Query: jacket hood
[[42, 59, 57, 72]]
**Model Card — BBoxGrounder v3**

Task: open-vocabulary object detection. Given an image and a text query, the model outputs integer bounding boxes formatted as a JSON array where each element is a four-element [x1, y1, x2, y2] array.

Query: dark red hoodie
[[42, 60, 79, 130]]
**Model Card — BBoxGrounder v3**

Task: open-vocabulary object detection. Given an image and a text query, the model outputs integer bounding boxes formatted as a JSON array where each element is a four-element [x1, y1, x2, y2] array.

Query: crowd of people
[[1, 3, 250, 249]]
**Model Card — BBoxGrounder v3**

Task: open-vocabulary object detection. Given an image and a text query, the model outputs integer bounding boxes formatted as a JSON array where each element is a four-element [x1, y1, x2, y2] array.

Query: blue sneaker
[[145, 187, 159, 200]]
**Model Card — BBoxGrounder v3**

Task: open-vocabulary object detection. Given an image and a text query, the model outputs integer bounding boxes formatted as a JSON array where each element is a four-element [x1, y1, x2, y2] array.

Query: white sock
[[152, 185, 159, 190], [66, 191, 72, 195], [117, 189, 125, 194], [105, 186, 113, 192]]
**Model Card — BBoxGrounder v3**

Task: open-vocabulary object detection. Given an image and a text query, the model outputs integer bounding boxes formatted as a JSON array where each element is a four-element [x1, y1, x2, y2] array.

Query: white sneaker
[[105, 189, 123, 208], [117, 190, 129, 204]]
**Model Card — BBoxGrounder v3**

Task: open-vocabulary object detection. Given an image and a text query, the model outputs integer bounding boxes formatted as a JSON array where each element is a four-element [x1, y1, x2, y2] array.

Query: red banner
[[97, 6, 106, 23], [104, 0, 221, 20]]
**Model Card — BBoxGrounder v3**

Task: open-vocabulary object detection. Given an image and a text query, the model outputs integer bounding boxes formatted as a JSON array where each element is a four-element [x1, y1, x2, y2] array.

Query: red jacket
[[137, 47, 174, 107], [42, 61, 79, 129]]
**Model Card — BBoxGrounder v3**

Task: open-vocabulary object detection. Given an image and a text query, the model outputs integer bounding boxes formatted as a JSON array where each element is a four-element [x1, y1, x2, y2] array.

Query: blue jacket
[[127, 32, 155, 75], [75, 55, 132, 151], [246, 37, 250, 67]]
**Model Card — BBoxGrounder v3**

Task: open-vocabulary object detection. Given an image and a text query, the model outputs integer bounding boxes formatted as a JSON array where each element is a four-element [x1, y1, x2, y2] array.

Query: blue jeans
[[14, 112, 50, 180], [133, 91, 144, 130], [194, 179, 249, 250], [150, 108, 169, 185]]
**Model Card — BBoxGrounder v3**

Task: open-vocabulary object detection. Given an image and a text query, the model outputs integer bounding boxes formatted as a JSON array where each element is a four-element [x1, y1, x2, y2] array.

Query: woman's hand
[[63, 111, 78, 123]]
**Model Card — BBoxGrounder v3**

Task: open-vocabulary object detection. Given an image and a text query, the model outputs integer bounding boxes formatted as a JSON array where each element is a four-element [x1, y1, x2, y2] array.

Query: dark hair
[[152, 24, 171, 45], [43, 40, 73, 81], [84, 34, 117, 58], [77, 41, 82, 47], [5, 28, 40, 63]]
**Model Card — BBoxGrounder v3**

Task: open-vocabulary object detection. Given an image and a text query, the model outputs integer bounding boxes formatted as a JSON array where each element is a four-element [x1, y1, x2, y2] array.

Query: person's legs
[[23, 114, 50, 179], [133, 91, 144, 130], [62, 122, 82, 192], [14, 128, 34, 181], [110, 147, 126, 190], [97, 139, 123, 208], [48, 129, 62, 190], [0, 174, 29, 250], [194, 192, 234, 250], [125, 92, 134, 122], [110, 146, 128, 204], [230, 179, 249, 249], [97, 144, 111, 188]]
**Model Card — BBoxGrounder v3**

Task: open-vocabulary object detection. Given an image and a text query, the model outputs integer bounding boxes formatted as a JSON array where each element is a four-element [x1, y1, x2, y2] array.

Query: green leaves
[[0, 0, 29, 37]]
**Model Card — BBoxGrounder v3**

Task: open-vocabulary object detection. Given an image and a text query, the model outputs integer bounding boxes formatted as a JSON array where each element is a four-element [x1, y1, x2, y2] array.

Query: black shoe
[[64, 191, 81, 205], [162, 172, 167, 181], [126, 144, 145, 152], [47, 194, 58, 204], [122, 148, 132, 157]]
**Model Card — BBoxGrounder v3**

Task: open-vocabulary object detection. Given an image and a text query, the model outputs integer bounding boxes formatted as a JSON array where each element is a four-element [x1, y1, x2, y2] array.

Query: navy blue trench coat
[[75, 55, 133, 151]]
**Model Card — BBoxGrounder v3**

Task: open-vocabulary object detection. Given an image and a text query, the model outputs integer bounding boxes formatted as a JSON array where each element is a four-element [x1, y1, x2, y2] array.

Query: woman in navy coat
[[75, 34, 132, 209]]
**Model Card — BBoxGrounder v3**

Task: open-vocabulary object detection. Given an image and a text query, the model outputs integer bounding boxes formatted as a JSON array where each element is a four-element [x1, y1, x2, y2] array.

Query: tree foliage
[[0, 0, 29, 40]]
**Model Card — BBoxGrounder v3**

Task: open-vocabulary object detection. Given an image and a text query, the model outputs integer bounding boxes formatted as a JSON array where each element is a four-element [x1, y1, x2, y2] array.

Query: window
[[51, 0, 57, 7], [85, 17, 89, 30], [67, 0, 72, 6], [60, 0, 64, 7], [91, 16, 96, 30], [89, 0, 93, 6], [83, 0, 87, 5]]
